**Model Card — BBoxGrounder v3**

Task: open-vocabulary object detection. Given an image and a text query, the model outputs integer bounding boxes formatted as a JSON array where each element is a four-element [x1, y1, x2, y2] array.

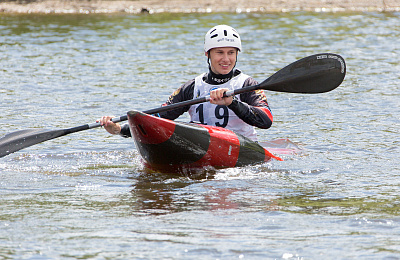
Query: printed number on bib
[[196, 104, 229, 127]]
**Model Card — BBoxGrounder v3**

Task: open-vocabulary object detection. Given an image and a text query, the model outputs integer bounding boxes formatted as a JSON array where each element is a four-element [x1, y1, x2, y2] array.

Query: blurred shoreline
[[1, 0, 399, 14]]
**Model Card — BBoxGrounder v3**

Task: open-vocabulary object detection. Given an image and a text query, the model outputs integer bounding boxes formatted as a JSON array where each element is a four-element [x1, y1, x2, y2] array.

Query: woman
[[99, 25, 273, 141]]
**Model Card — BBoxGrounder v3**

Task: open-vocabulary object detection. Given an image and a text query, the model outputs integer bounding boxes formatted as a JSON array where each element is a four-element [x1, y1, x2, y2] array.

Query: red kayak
[[127, 110, 282, 173]]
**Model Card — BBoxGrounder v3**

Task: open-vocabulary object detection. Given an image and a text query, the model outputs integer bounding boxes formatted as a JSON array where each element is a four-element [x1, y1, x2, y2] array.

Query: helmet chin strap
[[207, 50, 212, 69]]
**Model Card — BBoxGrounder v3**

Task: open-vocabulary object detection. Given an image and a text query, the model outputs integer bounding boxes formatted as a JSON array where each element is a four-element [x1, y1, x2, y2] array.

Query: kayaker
[[99, 25, 273, 141]]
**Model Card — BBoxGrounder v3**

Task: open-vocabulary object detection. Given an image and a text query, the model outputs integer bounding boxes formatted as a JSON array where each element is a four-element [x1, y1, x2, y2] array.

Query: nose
[[222, 53, 229, 61]]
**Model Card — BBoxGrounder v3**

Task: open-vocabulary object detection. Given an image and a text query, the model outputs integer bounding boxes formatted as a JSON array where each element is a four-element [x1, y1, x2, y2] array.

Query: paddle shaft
[[0, 53, 346, 157], [103, 53, 347, 126]]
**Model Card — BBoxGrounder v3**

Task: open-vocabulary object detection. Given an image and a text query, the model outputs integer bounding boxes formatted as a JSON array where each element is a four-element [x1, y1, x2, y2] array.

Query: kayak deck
[[127, 110, 282, 173]]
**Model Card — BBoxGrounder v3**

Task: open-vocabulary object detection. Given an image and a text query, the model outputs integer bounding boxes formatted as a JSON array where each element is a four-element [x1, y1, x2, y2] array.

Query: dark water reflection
[[1, 11, 400, 259]]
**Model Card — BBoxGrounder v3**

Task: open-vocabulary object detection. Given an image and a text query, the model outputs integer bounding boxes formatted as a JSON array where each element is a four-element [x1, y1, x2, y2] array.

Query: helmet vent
[[204, 25, 242, 52]]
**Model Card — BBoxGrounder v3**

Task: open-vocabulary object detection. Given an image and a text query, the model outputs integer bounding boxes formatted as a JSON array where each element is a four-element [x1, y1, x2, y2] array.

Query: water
[[1, 11, 399, 259]]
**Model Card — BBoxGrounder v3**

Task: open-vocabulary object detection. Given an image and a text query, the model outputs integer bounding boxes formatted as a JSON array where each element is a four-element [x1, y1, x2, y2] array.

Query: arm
[[157, 79, 195, 120], [97, 116, 131, 137], [98, 80, 195, 138], [228, 77, 273, 129]]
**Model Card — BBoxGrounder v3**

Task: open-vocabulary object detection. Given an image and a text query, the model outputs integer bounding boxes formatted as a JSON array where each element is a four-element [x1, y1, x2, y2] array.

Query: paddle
[[0, 53, 346, 158]]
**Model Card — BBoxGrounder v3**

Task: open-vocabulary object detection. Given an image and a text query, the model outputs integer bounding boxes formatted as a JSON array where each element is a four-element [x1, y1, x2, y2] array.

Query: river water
[[1, 11, 399, 259]]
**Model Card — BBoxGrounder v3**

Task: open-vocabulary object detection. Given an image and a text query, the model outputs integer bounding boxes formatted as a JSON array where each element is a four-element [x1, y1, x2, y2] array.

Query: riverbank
[[1, 0, 399, 14]]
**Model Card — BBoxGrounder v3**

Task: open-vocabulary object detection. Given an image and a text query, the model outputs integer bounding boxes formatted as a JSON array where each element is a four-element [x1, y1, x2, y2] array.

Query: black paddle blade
[[0, 129, 66, 158], [260, 53, 346, 93]]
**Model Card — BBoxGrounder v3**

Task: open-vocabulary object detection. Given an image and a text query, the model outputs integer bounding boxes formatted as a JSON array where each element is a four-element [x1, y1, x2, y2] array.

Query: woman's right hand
[[97, 116, 122, 135]]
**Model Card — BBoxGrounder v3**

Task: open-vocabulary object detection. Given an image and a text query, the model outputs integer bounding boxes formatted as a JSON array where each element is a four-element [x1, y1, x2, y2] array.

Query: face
[[206, 47, 238, 75]]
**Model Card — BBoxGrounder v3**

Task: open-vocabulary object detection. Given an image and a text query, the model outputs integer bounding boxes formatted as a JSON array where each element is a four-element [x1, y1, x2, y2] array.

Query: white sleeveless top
[[188, 73, 258, 141]]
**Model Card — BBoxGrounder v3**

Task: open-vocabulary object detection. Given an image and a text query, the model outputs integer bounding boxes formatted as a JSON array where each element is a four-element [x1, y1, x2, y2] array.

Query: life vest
[[188, 73, 258, 141]]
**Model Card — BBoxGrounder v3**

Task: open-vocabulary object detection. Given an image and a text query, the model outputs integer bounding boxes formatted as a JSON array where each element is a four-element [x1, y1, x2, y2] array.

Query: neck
[[206, 67, 234, 85]]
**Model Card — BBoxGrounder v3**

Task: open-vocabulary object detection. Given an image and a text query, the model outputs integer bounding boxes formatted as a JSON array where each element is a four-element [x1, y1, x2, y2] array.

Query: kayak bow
[[127, 110, 282, 172]]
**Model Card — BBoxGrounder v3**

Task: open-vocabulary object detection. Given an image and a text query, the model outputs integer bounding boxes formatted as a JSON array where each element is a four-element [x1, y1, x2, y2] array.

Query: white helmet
[[204, 25, 242, 53]]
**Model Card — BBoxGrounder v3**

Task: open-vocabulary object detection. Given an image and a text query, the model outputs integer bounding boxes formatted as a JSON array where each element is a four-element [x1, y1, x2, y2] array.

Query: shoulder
[[168, 78, 195, 103], [237, 75, 269, 106], [181, 78, 195, 90], [243, 76, 259, 87], [233, 69, 259, 86], [183, 72, 207, 88]]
